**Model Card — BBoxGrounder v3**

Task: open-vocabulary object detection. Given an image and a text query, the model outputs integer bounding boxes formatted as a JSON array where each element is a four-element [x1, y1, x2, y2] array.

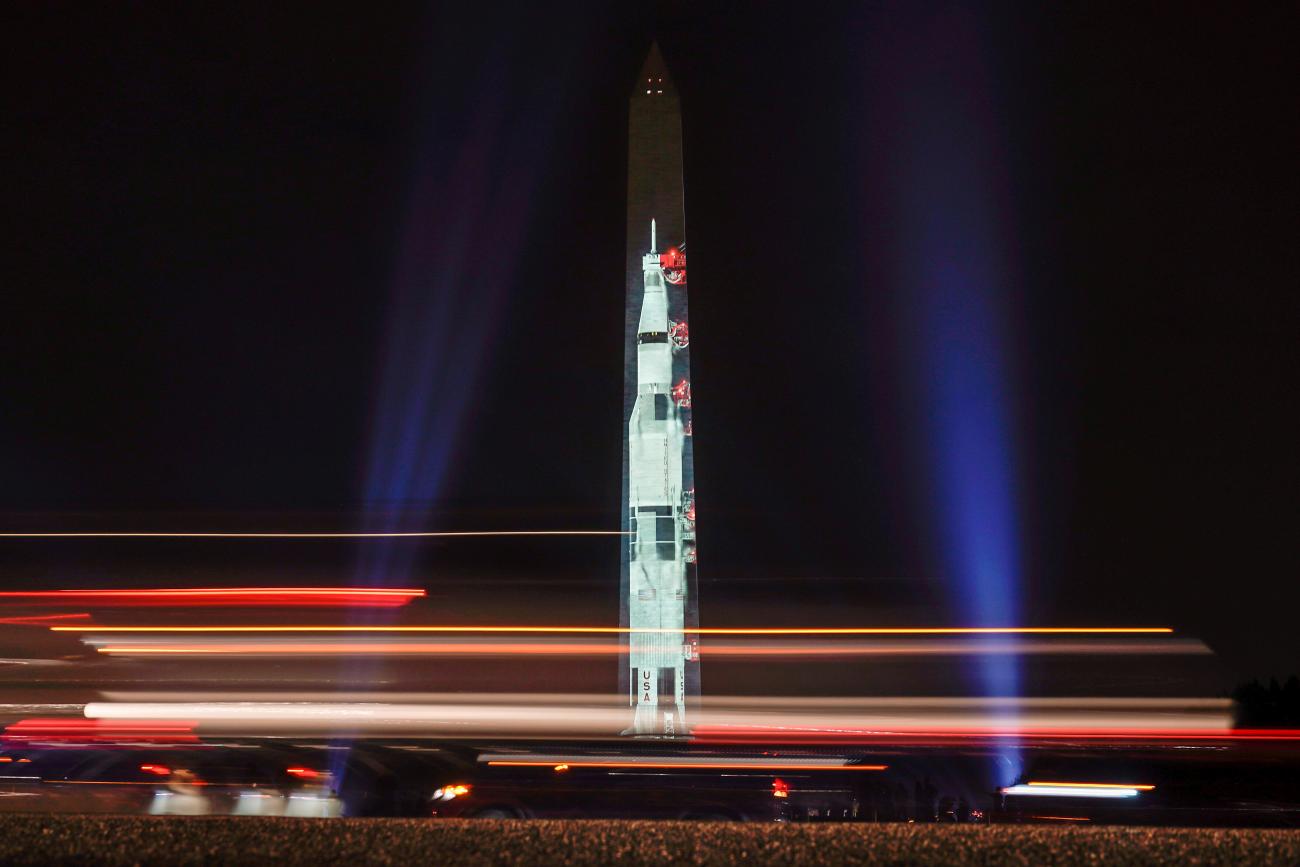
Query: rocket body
[[620, 44, 699, 737], [627, 236, 689, 735]]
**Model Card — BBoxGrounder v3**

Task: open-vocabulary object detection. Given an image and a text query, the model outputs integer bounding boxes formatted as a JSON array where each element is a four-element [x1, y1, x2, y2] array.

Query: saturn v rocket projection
[[621, 43, 700, 736]]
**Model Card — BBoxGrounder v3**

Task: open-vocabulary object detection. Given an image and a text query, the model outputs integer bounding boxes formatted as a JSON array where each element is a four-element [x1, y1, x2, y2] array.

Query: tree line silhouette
[[1233, 675, 1300, 728]]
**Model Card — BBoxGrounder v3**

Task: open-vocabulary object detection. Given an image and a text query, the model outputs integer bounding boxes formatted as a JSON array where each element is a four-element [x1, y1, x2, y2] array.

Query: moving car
[[427, 752, 887, 821]]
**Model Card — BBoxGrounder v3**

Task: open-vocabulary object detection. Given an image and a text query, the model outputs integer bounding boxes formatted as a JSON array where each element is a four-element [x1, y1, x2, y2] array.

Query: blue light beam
[[883, 6, 1026, 786]]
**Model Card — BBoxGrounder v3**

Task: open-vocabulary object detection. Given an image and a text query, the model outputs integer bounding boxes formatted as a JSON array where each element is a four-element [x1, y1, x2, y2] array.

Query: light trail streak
[[97, 692, 1233, 712], [484, 760, 888, 771], [0, 531, 628, 539], [1027, 781, 1154, 791], [1002, 784, 1140, 799], [81, 702, 646, 731], [475, 753, 867, 768], [5, 719, 196, 732], [78, 701, 1243, 741], [1031, 816, 1092, 822], [3, 718, 197, 743], [5, 588, 424, 608], [5, 588, 423, 597], [79, 693, 1232, 734], [693, 696, 1232, 709], [93, 643, 619, 656], [693, 725, 1300, 743], [54, 625, 1173, 635], [57, 777, 259, 789], [86, 639, 1200, 658], [0, 613, 93, 625]]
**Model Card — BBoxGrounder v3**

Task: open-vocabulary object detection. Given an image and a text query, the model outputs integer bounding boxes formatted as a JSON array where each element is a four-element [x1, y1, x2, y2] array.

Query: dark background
[[2, 3, 1295, 681]]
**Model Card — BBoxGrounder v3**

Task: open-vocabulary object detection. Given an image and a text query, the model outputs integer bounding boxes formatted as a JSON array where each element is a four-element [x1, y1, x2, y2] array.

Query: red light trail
[[0, 612, 93, 626], [2, 718, 197, 743], [0, 587, 424, 608], [53, 624, 1172, 635], [690, 725, 1300, 745]]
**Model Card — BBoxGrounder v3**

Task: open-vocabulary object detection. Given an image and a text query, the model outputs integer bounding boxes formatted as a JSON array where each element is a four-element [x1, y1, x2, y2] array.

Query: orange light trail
[[1031, 816, 1091, 822], [0, 531, 628, 539], [1028, 781, 1155, 791], [485, 761, 887, 771], [56, 625, 1173, 635]]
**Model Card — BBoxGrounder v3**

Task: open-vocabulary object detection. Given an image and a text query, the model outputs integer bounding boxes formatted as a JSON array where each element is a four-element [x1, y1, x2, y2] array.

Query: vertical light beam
[[885, 7, 1025, 785]]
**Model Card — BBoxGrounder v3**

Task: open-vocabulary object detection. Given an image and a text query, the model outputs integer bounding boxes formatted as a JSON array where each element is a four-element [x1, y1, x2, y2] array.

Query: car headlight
[[432, 784, 471, 801]]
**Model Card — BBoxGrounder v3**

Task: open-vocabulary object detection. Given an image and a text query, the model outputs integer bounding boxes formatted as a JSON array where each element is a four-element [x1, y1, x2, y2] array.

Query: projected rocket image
[[621, 44, 700, 736]]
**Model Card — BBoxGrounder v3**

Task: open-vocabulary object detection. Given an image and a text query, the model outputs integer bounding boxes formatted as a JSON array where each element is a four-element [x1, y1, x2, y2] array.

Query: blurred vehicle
[[425, 754, 894, 821], [0, 746, 330, 816], [0, 740, 996, 822], [430, 765, 790, 821]]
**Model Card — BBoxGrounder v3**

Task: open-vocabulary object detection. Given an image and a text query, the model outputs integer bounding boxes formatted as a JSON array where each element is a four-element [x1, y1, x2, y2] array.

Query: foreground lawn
[[2, 816, 1299, 865]]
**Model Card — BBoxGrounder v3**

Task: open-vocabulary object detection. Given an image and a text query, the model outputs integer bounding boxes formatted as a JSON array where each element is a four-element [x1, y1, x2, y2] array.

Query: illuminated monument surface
[[621, 43, 700, 736]]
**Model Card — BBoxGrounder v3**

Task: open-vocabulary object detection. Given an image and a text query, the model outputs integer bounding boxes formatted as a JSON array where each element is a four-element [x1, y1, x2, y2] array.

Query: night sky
[[3, 4, 1295, 682]]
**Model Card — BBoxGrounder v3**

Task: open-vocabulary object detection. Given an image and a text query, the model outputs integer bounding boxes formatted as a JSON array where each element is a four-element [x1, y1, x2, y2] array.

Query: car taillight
[[772, 778, 789, 799]]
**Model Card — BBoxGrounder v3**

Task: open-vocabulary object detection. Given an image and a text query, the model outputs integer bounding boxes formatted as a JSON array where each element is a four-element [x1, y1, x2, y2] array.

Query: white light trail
[[1001, 784, 1143, 799], [79, 697, 1233, 738]]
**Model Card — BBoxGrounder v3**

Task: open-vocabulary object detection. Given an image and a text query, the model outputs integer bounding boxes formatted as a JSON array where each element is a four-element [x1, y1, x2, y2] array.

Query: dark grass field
[[2, 816, 1299, 865]]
